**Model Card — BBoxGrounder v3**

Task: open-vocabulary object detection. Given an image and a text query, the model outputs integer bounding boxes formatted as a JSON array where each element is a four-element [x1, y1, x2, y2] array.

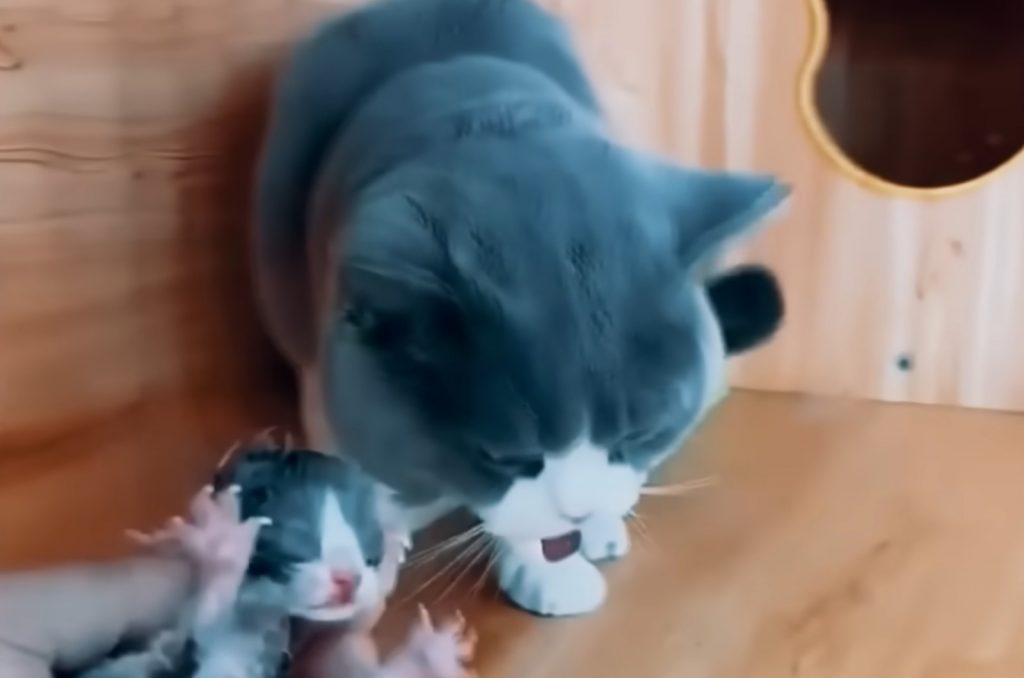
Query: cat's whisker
[[436, 537, 492, 603], [406, 532, 475, 568], [640, 476, 719, 497], [401, 533, 486, 604], [419, 539, 486, 604], [628, 509, 652, 535], [407, 524, 486, 567], [470, 540, 499, 597], [627, 509, 659, 556], [411, 524, 484, 558]]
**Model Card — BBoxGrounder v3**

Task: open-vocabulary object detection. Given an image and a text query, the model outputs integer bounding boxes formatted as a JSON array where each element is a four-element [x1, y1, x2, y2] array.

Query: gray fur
[[215, 448, 385, 581], [253, 0, 788, 513], [76, 448, 384, 678]]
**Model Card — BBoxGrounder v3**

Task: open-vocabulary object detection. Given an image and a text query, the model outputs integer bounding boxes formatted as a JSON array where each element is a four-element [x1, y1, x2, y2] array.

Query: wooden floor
[[3, 390, 1024, 677]]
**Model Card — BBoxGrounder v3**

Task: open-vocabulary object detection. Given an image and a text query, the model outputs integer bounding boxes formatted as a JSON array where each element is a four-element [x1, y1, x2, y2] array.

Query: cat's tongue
[[541, 531, 581, 562]]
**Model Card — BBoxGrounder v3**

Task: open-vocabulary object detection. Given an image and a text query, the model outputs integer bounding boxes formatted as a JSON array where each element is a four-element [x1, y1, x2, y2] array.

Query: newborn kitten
[[76, 447, 473, 677], [253, 0, 788, 617], [211, 446, 391, 625]]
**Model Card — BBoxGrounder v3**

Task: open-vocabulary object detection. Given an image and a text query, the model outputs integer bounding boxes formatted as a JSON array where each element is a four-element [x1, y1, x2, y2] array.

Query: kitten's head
[[324, 134, 788, 542], [213, 446, 392, 622]]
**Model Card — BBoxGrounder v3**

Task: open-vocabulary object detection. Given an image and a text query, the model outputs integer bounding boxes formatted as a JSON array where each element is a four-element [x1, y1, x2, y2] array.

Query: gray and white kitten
[[77, 447, 392, 677], [253, 0, 788, 617]]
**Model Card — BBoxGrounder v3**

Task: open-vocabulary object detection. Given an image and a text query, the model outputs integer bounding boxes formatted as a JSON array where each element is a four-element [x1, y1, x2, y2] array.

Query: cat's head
[[323, 134, 788, 542], [213, 447, 393, 621]]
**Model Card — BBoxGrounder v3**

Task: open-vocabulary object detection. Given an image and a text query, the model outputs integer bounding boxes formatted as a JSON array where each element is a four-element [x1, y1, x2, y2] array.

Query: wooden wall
[[552, 0, 1024, 412], [2, 0, 1023, 453]]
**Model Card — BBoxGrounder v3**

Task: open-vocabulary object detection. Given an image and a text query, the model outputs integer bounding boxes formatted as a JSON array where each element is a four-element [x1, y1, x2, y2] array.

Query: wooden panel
[[561, 0, 1024, 411], [2, 0, 1023, 452], [0, 0, 319, 444], [9, 391, 1024, 677]]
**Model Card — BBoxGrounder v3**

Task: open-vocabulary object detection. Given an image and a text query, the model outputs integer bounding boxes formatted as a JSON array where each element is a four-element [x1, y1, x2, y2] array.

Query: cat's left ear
[[705, 264, 784, 355], [660, 166, 791, 269]]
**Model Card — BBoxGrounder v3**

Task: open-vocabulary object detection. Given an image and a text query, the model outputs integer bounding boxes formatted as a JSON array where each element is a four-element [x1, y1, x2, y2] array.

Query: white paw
[[497, 549, 606, 617], [580, 515, 630, 562]]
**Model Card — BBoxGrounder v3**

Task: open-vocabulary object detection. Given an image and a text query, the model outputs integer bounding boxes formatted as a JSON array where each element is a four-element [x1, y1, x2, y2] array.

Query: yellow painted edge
[[797, 0, 1024, 200]]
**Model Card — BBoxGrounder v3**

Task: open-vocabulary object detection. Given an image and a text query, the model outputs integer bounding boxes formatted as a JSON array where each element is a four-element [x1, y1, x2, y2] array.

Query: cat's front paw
[[580, 514, 630, 562], [497, 550, 606, 617]]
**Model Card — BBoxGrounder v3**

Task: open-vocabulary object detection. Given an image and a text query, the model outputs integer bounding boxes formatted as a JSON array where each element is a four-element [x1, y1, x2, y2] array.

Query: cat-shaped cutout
[[802, 0, 1024, 193], [252, 0, 788, 617]]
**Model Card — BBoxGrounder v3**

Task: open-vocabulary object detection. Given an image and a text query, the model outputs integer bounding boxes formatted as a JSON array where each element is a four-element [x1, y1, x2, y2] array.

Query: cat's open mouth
[[540, 530, 581, 562]]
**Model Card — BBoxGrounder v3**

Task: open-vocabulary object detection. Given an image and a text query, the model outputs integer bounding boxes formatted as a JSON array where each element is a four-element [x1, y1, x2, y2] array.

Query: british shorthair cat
[[253, 0, 787, 616]]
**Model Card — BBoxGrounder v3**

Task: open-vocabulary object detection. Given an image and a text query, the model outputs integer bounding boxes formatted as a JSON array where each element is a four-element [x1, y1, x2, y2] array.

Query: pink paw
[[128, 485, 270, 624], [402, 607, 477, 678]]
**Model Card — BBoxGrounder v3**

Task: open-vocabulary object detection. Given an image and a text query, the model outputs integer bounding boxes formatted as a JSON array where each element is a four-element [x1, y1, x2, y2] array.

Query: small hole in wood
[[896, 354, 914, 372]]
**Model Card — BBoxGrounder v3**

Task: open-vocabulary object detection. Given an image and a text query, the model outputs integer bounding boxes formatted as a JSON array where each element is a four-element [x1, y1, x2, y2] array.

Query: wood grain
[[6, 390, 1024, 678], [1, 0, 1022, 439], [548, 1, 1024, 411]]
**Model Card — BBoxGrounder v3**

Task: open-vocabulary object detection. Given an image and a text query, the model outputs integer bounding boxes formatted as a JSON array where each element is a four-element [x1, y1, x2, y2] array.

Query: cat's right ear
[[658, 165, 790, 271]]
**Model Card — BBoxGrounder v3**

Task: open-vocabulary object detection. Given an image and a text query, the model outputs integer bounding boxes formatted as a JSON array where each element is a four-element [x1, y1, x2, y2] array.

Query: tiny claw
[[253, 516, 273, 526], [228, 484, 242, 495], [216, 442, 240, 470], [418, 604, 434, 631], [459, 627, 478, 657]]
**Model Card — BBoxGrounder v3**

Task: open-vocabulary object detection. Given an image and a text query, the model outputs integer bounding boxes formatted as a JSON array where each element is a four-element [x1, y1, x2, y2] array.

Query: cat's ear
[[705, 264, 784, 355], [660, 166, 790, 269]]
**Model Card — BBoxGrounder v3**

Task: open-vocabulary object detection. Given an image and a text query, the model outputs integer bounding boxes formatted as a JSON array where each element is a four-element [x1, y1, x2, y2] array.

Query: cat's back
[[288, 0, 598, 119], [253, 0, 601, 367]]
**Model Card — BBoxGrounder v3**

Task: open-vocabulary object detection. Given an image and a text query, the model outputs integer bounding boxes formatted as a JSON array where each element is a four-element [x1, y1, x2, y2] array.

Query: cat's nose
[[330, 571, 362, 605], [561, 511, 593, 526]]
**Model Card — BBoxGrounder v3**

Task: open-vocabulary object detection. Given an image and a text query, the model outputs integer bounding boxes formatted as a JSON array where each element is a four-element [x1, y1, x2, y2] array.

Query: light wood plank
[[5, 391, 1024, 678]]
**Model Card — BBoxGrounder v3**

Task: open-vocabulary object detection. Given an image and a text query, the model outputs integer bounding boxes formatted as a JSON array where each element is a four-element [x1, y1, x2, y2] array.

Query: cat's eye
[[494, 457, 545, 478], [510, 458, 544, 478], [609, 449, 626, 464], [365, 556, 382, 567], [478, 447, 545, 479]]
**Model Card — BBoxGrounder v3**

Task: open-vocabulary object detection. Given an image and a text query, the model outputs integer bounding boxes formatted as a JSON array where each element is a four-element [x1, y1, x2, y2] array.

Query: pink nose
[[329, 572, 360, 605]]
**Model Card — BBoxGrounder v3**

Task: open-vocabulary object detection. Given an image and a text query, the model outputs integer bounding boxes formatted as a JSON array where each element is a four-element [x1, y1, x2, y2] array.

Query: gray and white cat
[[253, 0, 788, 617]]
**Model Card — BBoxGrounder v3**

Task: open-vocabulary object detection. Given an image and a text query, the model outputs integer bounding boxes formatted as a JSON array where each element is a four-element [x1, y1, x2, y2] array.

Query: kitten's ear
[[661, 166, 790, 269], [216, 449, 276, 492], [706, 265, 784, 355]]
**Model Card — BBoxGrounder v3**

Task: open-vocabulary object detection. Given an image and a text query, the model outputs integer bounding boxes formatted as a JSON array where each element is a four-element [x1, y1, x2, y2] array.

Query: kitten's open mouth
[[540, 530, 581, 562]]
